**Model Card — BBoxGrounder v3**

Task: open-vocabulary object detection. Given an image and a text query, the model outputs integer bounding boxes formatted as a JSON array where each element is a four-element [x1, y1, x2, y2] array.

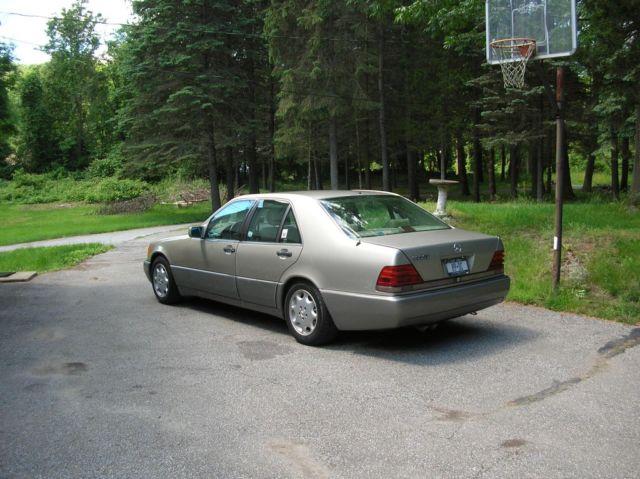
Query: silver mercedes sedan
[[144, 191, 510, 345]]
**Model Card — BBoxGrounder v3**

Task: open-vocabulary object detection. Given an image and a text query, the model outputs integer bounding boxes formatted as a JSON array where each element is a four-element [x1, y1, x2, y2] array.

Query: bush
[[0, 170, 148, 204], [86, 147, 124, 178], [11, 169, 48, 189], [84, 177, 147, 203], [97, 193, 157, 215]]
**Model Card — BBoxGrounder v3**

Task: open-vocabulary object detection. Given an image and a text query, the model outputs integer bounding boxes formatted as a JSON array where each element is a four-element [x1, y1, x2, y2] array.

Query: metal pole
[[552, 66, 565, 289]]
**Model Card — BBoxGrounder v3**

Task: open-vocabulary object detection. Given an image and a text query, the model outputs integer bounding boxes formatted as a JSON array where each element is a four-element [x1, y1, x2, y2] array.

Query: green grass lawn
[[418, 200, 640, 324], [0, 202, 212, 246], [0, 243, 113, 273], [1, 192, 637, 324]]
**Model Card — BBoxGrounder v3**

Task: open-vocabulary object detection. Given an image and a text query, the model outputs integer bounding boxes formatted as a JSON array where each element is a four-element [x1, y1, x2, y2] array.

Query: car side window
[[279, 209, 301, 244], [245, 200, 289, 243], [206, 200, 254, 240]]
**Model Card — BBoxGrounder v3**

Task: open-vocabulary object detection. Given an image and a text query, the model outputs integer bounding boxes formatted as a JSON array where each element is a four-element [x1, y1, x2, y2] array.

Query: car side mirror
[[188, 226, 203, 239]]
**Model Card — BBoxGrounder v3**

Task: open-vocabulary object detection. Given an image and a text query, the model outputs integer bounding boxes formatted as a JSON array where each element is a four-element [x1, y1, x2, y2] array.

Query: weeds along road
[[1, 232, 639, 478]]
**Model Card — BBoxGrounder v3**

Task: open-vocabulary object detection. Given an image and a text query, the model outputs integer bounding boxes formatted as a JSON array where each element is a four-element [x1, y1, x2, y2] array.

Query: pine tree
[[0, 42, 15, 177]]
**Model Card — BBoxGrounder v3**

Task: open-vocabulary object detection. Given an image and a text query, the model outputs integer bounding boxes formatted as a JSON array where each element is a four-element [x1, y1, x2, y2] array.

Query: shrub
[[97, 193, 157, 215], [84, 177, 147, 203], [11, 169, 48, 188], [86, 147, 124, 179]]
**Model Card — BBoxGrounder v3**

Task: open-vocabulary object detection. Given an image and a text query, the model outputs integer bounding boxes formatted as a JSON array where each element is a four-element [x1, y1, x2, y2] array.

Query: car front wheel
[[151, 257, 182, 304], [284, 282, 338, 346]]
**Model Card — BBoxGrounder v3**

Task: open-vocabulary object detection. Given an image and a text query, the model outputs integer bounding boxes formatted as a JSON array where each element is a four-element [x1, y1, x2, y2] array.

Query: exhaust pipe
[[415, 324, 439, 333]]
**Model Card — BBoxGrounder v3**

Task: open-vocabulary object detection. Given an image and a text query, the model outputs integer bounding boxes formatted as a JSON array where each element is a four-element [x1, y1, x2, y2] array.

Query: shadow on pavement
[[181, 297, 538, 365], [333, 318, 539, 365]]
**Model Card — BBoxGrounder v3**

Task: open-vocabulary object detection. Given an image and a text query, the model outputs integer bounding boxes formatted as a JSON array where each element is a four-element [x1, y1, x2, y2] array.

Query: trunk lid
[[360, 228, 501, 281]]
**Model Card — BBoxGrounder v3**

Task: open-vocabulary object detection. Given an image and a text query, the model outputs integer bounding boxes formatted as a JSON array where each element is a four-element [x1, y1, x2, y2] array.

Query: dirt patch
[[562, 249, 588, 284], [266, 439, 330, 479], [237, 340, 293, 361], [501, 438, 527, 448], [29, 328, 66, 342], [32, 361, 88, 376], [431, 406, 472, 422]]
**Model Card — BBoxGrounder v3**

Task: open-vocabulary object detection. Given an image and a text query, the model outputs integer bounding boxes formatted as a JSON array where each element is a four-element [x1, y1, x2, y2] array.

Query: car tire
[[284, 282, 338, 346], [151, 256, 182, 304]]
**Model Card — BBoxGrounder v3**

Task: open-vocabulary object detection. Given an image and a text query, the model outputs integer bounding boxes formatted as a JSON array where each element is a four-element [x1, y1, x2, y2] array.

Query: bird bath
[[429, 179, 459, 219]]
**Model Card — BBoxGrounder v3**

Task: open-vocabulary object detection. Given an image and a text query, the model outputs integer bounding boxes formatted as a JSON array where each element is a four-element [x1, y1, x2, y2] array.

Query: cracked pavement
[[1, 231, 639, 478]]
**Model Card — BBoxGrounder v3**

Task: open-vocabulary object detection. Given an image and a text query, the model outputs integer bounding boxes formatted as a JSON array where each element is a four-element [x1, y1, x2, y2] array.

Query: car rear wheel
[[151, 257, 182, 304], [284, 282, 338, 346]]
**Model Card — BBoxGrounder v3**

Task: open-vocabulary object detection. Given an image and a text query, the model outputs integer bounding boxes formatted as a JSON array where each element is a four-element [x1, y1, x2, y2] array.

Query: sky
[[0, 0, 133, 64]]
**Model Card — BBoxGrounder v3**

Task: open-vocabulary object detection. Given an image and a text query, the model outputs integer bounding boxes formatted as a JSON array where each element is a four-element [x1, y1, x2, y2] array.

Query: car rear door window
[[206, 200, 254, 240], [245, 200, 288, 243], [280, 209, 301, 244]]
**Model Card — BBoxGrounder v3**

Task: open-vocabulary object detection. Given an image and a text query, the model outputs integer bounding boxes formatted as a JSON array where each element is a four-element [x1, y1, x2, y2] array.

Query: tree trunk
[[233, 155, 239, 190], [307, 129, 313, 190], [582, 153, 595, 193], [268, 74, 276, 192], [611, 127, 620, 200], [344, 146, 350, 190], [437, 148, 444, 178], [536, 139, 544, 202], [488, 147, 496, 200], [509, 144, 519, 198], [207, 129, 221, 212], [329, 115, 339, 189], [621, 136, 630, 192], [560, 128, 575, 200], [364, 114, 372, 189], [316, 158, 323, 190], [407, 146, 419, 201], [472, 109, 482, 202], [529, 142, 537, 199], [455, 133, 470, 196], [535, 95, 544, 202], [225, 146, 234, 202], [500, 145, 506, 182], [546, 129, 553, 193], [355, 115, 363, 189], [444, 140, 452, 177], [246, 53, 259, 194], [247, 137, 259, 194], [631, 102, 640, 203], [378, 25, 390, 191]]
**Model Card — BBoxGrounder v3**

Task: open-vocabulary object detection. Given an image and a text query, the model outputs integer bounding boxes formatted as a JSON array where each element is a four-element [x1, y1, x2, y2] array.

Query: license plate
[[444, 258, 469, 276]]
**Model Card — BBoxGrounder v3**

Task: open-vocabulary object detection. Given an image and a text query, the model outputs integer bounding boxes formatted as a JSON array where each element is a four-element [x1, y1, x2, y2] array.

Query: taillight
[[489, 249, 504, 272], [376, 264, 423, 291]]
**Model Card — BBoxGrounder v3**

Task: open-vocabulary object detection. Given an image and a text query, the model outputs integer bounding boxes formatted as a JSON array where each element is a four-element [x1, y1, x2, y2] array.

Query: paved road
[[0, 223, 195, 252], [1, 233, 639, 479]]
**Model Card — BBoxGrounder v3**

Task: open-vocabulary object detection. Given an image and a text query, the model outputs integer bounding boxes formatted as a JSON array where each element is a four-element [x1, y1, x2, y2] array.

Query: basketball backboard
[[486, 0, 577, 64]]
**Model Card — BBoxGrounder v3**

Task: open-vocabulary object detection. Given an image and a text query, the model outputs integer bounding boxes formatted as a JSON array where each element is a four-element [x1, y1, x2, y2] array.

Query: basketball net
[[490, 38, 536, 89]]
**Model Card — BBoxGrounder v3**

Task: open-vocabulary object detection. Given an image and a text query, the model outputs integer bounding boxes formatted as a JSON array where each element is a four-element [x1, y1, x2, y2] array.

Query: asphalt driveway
[[1, 232, 639, 478]]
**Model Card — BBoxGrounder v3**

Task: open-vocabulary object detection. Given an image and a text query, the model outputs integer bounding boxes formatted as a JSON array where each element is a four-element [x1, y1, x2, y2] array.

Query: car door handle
[[223, 245, 236, 254], [276, 249, 292, 258]]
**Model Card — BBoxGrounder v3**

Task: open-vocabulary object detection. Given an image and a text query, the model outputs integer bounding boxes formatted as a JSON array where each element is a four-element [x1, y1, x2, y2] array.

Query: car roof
[[236, 190, 398, 201]]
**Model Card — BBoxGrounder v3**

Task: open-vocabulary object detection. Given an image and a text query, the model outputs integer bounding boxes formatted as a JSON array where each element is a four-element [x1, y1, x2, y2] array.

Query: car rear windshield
[[320, 195, 450, 238]]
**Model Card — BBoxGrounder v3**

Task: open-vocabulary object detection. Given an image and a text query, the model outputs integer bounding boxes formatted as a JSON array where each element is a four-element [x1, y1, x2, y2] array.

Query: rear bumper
[[143, 260, 151, 281], [321, 275, 510, 331]]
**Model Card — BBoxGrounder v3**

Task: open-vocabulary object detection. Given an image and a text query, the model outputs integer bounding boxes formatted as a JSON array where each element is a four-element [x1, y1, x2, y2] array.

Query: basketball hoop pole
[[533, 62, 565, 289], [552, 66, 565, 290]]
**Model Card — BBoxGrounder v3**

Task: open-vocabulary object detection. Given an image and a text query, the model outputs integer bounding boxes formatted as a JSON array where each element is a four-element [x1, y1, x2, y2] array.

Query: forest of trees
[[0, 0, 638, 210]]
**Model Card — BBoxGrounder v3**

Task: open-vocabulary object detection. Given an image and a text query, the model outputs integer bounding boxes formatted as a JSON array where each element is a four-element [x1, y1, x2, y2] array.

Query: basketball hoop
[[489, 38, 536, 88]]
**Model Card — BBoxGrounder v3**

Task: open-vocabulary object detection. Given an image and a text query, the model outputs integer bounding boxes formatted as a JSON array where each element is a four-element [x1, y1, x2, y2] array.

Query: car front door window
[[206, 200, 254, 240]]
